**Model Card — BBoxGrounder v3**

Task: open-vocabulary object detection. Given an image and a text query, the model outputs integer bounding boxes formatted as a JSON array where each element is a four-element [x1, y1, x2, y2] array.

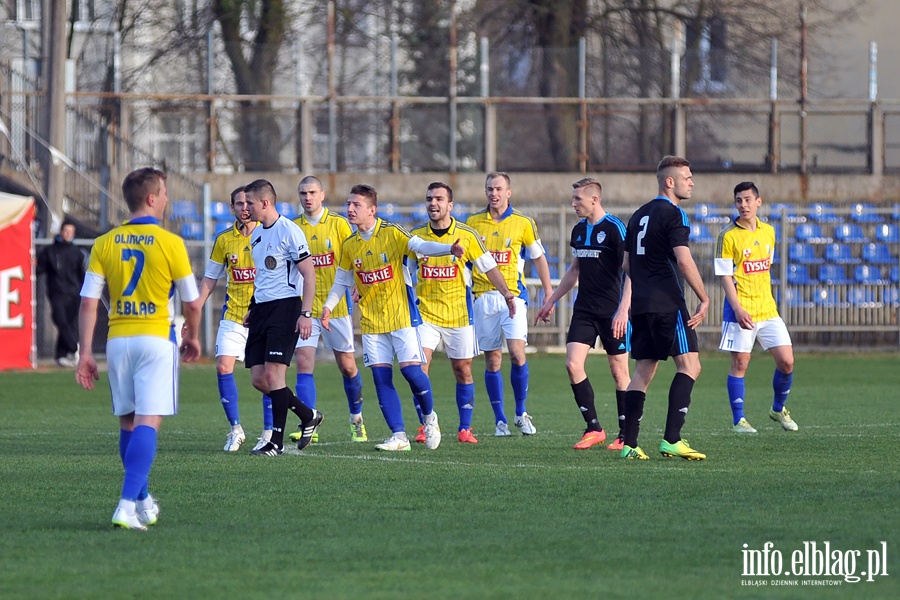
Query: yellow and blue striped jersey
[[339, 218, 421, 334], [87, 216, 195, 340], [715, 217, 779, 322], [294, 208, 352, 318], [409, 219, 488, 328], [466, 206, 540, 299], [209, 222, 256, 324]]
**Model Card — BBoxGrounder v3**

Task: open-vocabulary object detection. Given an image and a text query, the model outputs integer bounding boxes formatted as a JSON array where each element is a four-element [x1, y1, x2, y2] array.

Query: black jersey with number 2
[[570, 214, 627, 318], [625, 196, 691, 315]]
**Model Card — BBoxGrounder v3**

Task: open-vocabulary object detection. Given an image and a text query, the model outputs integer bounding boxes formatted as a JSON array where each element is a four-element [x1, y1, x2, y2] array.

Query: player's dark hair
[[426, 182, 453, 203], [350, 184, 378, 207], [657, 155, 690, 175], [244, 179, 277, 203], [299, 175, 324, 191], [485, 171, 511, 188], [122, 167, 166, 212], [573, 177, 602, 196], [229, 186, 245, 205], [733, 181, 759, 198]]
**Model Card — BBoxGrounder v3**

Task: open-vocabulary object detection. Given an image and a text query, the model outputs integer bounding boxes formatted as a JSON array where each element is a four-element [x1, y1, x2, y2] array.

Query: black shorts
[[566, 311, 628, 355], [630, 305, 698, 361], [245, 297, 302, 368]]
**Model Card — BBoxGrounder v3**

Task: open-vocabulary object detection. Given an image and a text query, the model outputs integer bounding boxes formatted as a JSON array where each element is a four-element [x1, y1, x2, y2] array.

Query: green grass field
[[1, 352, 898, 599]]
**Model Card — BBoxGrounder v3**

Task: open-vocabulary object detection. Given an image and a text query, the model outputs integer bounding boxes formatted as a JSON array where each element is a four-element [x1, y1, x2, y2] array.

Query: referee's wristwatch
[[300, 310, 313, 318]]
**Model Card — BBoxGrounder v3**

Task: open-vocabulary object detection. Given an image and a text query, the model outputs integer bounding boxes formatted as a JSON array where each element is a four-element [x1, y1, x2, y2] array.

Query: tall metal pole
[[327, 1, 337, 172], [40, 0, 67, 232], [799, 2, 808, 176], [767, 38, 779, 173], [448, 0, 458, 173]]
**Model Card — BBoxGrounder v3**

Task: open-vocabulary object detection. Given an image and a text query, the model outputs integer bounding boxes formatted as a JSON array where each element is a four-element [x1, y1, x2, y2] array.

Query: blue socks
[[343, 372, 364, 415], [457, 382, 475, 431], [510, 363, 529, 417], [727, 375, 746, 425], [296, 372, 317, 410], [217, 372, 241, 426], [262, 394, 273, 430], [118, 429, 149, 500], [485, 370, 506, 423], [372, 366, 404, 433], [772, 369, 793, 412], [400, 364, 434, 415], [121, 425, 157, 502]]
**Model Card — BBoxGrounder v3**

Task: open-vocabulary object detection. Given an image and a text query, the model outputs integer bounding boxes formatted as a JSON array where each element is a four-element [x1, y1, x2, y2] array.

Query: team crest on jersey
[[326, 239, 332, 249], [265, 256, 277, 269], [420, 256, 429, 264], [380, 253, 388, 263], [354, 258, 363, 269], [481, 235, 487, 242], [743, 248, 752, 258], [596, 231, 606, 244], [505, 238, 511, 248], [228, 254, 239, 265]]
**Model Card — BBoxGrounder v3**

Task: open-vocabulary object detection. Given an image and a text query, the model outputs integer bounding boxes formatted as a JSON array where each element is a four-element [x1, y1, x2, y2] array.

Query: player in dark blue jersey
[[536, 178, 631, 450], [621, 156, 709, 461]]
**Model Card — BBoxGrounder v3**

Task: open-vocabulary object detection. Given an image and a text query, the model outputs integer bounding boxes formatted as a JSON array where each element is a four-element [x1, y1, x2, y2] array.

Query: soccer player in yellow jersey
[[288, 175, 368, 444], [715, 182, 797, 433], [195, 186, 274, 453], [76, 167, 202, 531], [466, 172, 554, 436], [322, 184, 463, 452], [409, 182, 516, 444]]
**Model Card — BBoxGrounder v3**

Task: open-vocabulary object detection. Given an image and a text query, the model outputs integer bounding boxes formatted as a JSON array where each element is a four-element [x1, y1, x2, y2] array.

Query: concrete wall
[[198, 171, 900, 207]]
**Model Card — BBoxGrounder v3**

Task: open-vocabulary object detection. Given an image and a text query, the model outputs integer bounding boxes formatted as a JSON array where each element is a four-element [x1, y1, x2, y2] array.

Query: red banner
[[0, 193, 36, 370]]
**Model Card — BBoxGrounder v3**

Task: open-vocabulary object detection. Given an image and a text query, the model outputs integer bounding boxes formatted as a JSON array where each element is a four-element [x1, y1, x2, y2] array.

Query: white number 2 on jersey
[[635, 216, 649, 255]]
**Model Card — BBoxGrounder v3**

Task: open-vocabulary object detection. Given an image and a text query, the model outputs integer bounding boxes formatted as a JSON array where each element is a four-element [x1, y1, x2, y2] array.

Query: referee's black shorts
[[630, 304, 698, 361], [566, 311, 629, 355], [245, 297, 302, 368]]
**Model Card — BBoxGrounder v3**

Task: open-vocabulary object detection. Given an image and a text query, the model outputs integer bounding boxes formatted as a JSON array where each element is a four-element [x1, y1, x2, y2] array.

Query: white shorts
[[106, 336, 179, 417], [361, 327, 425, 367], [719, 316, 793, 353], [216, 319, 249, 361], [474, 291, 528, 351], [418, 321, 478, 360], [295, 315, 355, 354]]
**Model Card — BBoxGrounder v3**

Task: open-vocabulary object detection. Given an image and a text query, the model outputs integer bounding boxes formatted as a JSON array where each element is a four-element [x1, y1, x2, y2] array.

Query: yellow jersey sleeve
[[295, 209, 352, 318]]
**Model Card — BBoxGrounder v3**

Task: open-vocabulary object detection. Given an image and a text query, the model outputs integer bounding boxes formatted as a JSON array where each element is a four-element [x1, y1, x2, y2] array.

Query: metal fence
[[32, 202, 900, 362]]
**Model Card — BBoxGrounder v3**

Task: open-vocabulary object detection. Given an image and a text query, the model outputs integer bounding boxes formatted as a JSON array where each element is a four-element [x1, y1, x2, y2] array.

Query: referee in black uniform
[[621, 156, 710, 461]]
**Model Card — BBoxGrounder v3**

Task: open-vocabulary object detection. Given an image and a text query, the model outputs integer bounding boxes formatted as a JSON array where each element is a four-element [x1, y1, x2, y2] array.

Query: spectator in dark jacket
[[37, 222, 86, 367]]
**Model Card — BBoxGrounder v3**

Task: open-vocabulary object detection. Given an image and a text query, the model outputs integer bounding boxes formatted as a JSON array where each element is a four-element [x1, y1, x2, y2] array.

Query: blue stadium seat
[[861, 243, 894, 265], [850, 202, 882, 224], [181, 222, 204, 240], [788, 243, 823, 264], [172, 200, 200, 220], [694, 203, 726, 223], [855, 265, 885, 284], [211, 201, 233, 221], [813, 287, 844, 307], [883, 287, 899, 306], [833, 223, 868, 243], [276, 202, 297, 219], [767, 203, 799, 222], [783, 287, 813, 307], [214, 221, 232, 235], [818, 264, 852, 285], [893, 203, 900, 221], [891, 266, 899, 284], [787, 264, 816, 285], [847, 286, 880, 307], [874, 224, 900, 244], [690, 223, 714, 243], [794, 223, 826, 243], [808, 203, 840, 222], [823, 243, 859, 264]]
